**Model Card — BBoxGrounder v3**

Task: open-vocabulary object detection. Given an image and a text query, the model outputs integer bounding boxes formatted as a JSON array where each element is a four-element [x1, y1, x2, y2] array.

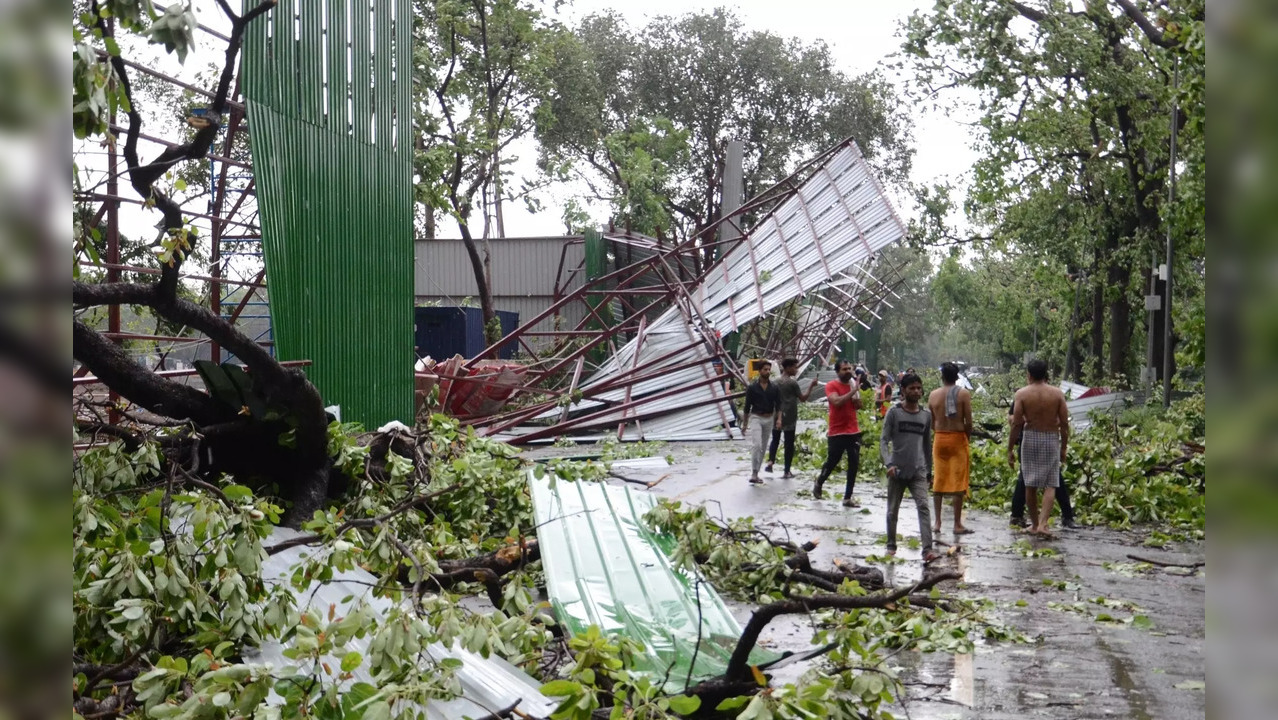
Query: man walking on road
[[1009, 404, 1078, 529], [741, 360, 781, 485], [928, 362, 974, 536], [812, 360, 863, 506], [1008, 358, 1071, 537], [881, 373, 940, 563], [767, 358, 819, 478]]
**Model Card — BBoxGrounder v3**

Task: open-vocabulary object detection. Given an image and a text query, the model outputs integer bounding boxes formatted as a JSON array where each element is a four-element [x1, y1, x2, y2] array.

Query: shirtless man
[[1008, 358, 1070, 537], [928, 362, 974, 535]]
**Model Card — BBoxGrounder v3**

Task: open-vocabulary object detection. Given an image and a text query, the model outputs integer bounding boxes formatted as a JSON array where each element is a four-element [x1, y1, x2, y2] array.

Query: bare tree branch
[[724, 570, 963, 680]]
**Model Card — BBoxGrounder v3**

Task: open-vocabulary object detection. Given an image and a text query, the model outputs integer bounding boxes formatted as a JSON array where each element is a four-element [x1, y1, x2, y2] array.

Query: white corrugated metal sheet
[[531, 141, 906, 440], [244, 527, 557, 720], [1068, 392, 1141, 431]]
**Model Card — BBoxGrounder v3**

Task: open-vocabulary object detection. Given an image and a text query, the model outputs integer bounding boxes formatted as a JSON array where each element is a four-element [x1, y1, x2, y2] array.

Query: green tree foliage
[[929, 251, 1075, 370], [412, 0, 570, 343], [536, 8, 914, 241], [901, 0, 1205, 385]]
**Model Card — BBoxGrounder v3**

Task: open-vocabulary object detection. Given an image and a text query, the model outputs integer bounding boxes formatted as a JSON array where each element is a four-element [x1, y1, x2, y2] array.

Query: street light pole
[[1162, 57, 1178, 408]]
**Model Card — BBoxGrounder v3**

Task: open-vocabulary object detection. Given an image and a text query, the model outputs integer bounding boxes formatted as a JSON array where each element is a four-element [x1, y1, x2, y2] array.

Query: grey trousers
[[886, 473, 933, 552], [748, 417, 772, 476]]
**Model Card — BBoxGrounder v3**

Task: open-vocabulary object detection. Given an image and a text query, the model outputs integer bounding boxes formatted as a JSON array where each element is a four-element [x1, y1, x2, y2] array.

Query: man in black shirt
[[741, 361, 781, 485]]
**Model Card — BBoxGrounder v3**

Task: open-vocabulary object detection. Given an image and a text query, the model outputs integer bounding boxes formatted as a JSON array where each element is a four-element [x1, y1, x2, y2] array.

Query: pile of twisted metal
[[445, 138, 909, 443]]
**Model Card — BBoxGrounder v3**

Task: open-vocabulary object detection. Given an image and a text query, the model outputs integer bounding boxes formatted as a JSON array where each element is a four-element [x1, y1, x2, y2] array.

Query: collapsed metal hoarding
[[528, 471, 779, 690], [475, 139, 907, 442], [247, 528, 557, 720]]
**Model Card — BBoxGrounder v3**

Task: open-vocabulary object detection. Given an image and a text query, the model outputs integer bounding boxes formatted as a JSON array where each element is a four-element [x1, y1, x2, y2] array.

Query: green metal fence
[[241, 0, 414, 426]]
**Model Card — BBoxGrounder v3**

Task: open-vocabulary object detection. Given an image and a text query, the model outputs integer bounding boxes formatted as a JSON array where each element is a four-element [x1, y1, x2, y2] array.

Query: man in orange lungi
[[928, 362, 974, 535]]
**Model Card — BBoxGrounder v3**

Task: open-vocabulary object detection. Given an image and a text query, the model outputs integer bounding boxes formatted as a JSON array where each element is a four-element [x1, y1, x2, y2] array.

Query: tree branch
[[1111, 0, 1176, 48], [73, 319, 224, 426], [264, 483, 463, 555], [1007, 0, 1047, 24], [724, 570, 963, 680]]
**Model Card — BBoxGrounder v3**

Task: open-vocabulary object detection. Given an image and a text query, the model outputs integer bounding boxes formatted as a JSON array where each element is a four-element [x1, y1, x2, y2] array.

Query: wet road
[[527, 435, 1206, 718]]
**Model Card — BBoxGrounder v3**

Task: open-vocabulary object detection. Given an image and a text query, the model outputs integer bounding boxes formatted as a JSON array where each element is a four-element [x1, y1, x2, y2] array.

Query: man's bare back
[[1011, 384, 1069, 434], [928, 385, 972, 434]]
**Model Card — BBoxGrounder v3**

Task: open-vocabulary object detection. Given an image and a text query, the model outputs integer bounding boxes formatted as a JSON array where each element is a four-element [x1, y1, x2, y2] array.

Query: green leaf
[[223, 484, 253, 501], [667, 695, 701, 715], [361, 700, 391, 720], [194, 360, 242, 409], [539, 679, 580, 697], [223, 364, 267, 419], [715, 696, 750, 711], [341, 651, 363, 673], [1130, 614, 1154, 630]]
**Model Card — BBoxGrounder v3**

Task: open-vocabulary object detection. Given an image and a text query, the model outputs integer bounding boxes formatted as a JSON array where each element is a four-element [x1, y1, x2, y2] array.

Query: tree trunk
[[493, 146, 506, 238], [1107, 272, 1132, 382], [1089, 272, 1105, 384], [1106, 225, 1133, 382], [455, 221, 501, 350]]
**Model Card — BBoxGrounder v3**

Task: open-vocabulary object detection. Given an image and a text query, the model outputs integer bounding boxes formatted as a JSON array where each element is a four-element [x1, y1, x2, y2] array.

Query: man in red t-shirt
[[812, 359, 864, 506]]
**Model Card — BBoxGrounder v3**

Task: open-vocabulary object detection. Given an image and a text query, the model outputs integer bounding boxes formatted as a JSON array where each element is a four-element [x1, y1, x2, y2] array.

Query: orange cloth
[[931, 431, 970, 494]]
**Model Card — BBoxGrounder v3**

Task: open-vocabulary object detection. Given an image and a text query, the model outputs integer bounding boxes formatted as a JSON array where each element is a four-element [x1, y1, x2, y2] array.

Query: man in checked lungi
[[1008, 358, 1071, 538]]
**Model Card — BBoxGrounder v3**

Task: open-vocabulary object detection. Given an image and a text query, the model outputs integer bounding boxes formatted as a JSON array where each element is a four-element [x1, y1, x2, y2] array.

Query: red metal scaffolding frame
[[73, 11, 272, 427]]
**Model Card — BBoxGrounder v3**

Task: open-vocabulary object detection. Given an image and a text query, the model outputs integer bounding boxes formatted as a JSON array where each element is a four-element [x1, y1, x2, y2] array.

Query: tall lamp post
[[1162, 57, 1179, 408]]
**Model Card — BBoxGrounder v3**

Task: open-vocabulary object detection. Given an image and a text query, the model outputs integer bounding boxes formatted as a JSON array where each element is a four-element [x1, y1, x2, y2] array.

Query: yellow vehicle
[[746, 358, 772, 382]]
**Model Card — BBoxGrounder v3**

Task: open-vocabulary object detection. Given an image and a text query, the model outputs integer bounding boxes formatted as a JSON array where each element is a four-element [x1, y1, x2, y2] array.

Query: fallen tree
[[72, 0, 334, 526], [74, 411, 1002, 720]]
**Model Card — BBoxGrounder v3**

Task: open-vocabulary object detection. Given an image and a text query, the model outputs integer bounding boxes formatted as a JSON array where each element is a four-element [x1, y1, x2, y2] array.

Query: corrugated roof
[[534, 141, 906, 440], [529, 471, 777, 692], [247, 528, 558, 720]]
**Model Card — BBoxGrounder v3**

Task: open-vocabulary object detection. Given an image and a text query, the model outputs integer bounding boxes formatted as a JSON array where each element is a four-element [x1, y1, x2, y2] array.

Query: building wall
[[414, 237, 589, 349]]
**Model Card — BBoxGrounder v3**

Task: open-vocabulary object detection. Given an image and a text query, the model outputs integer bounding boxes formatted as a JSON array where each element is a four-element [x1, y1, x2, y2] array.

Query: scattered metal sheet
[[528, 470, 778, 692], [608, 456, 673, 470], [246, 528, 557, 720], [1068, 391, 1142, 431], [1059, 380, 1092, 399]]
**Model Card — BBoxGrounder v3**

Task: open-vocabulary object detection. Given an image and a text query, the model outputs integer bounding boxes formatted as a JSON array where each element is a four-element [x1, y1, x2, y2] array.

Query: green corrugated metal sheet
[[528, 471, 778, 691], [240, 0, 414, 426]]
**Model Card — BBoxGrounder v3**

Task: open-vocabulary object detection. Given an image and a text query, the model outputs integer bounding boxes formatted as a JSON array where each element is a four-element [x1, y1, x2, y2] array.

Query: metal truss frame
[[452, 138, 909, 443], [73, 8, 269, 380]]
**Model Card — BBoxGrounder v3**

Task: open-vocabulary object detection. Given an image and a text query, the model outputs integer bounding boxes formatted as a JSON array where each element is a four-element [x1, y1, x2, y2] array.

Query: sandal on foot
[[922, 551, 942, 564], [953, 527, 974, 535]]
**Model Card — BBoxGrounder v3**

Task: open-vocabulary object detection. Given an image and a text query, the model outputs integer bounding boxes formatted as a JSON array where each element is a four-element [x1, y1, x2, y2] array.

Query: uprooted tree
[[71, 0, 337, 526], [75, 412, 993, 720]]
